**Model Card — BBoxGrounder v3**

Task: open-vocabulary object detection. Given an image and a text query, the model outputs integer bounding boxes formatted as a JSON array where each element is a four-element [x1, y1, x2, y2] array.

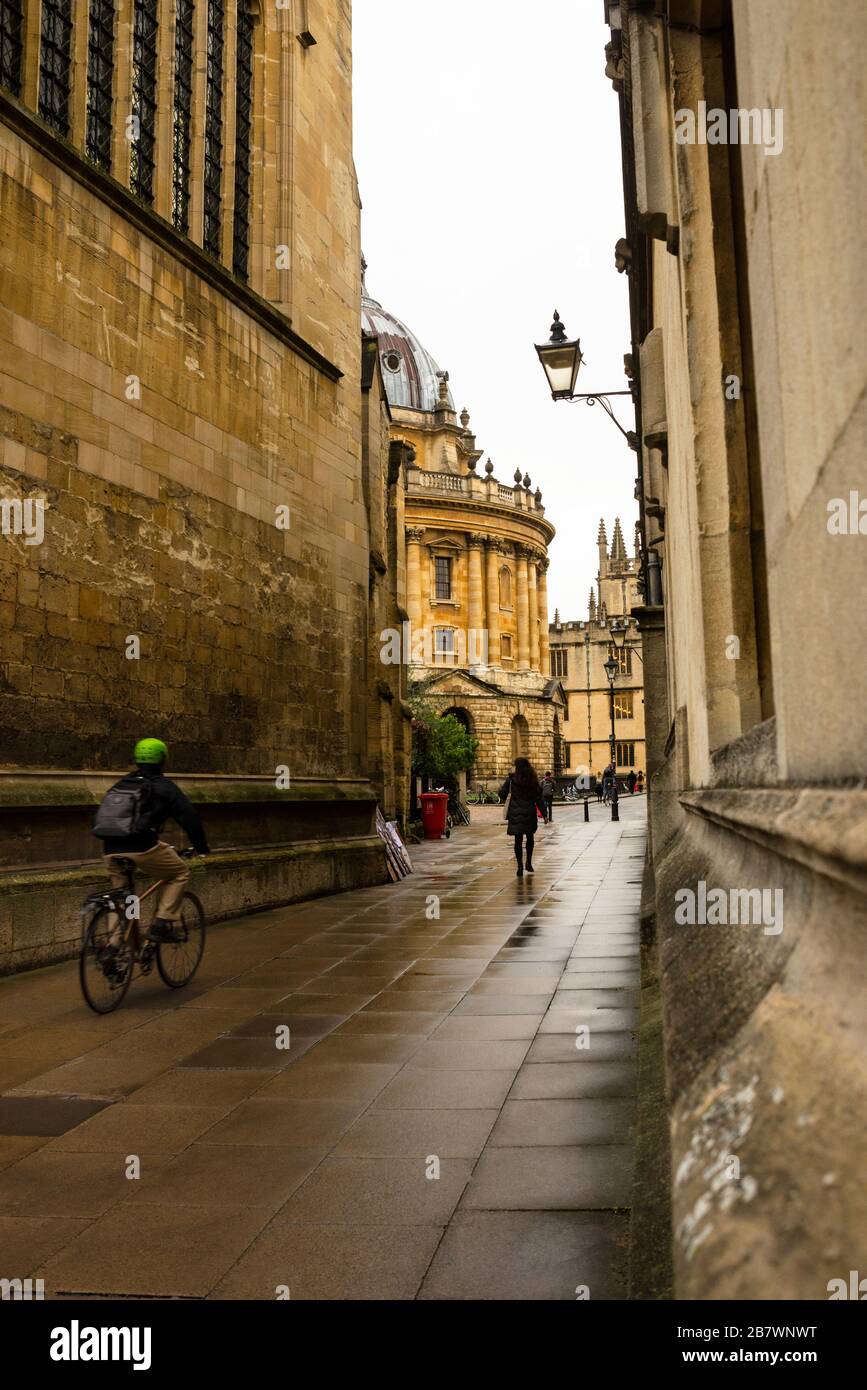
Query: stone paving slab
[[0, 798, 646, 1298], [417, 1210, 628, 1300]]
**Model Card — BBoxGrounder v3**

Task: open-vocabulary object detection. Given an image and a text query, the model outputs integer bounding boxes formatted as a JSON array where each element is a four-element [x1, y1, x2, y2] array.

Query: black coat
[[102, 768, 210, 855], [499, 776, 547, 835]]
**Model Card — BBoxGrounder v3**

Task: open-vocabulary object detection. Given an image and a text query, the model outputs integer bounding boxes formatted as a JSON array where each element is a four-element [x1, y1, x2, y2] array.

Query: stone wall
[[607, 0, 867, 1299], [0, 3, 396, 969], [0, 115, 365, 777]]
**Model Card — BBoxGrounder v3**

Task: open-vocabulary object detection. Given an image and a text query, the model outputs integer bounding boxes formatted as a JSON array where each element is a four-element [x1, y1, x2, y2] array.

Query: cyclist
[[96, 738, 210, 942]]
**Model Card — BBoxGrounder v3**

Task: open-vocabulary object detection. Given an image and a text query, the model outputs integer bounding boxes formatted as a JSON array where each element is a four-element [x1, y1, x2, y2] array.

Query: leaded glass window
[[85, 0, 115, 170], [202, 0, 224, 257], [171, 0, 194, 233], [232, 1, 254, 280], [39, 0, 73, 135], [130, 0, 158, 202], [0, 0, 23, 96]]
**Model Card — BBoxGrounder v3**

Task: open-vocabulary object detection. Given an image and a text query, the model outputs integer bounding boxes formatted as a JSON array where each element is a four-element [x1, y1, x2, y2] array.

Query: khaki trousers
[[105, 842, 190, 922]]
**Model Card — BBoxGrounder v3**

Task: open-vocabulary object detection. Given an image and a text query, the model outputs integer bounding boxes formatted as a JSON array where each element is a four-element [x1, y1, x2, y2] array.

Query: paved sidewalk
[[0, 798, 646, 1300]]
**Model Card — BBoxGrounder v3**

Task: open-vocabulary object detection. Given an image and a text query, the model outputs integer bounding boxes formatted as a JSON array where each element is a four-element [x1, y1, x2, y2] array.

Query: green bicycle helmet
[[134, 737, 168, 765]]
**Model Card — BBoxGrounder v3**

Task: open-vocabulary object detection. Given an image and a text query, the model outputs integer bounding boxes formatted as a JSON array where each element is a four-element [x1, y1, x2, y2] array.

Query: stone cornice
[[0, 771, 377, 809], [404, 492, 555, 545], [679, 787, 867, 898], [0, 91, 343, 384]]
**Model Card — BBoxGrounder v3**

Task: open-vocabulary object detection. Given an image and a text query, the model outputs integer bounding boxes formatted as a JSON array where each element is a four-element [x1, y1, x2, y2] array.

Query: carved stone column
[[528, 558, 540, 671], [406, 528, 425, 655], [485, 541, 501, 666], [467, 534, 485, 666], [516, 547, 531, 670], [538, 557, 551, 677]]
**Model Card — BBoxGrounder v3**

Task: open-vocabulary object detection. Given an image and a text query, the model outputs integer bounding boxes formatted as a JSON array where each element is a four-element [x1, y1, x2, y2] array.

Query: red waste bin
[[419, 792, 450, 840]]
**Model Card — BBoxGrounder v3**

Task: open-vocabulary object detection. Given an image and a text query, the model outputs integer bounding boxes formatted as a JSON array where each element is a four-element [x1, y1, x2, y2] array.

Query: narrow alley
[[0, 801, 644, 1300]]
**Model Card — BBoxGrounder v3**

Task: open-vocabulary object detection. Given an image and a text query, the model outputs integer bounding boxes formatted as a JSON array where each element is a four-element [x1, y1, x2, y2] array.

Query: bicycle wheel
[[79, 908, 134, 1014], [157, 892, 206, 988]]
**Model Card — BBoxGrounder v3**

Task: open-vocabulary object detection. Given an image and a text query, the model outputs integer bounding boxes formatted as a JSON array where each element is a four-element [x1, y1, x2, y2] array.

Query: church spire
[[610, 516, 627, 565], [597, 518, 609, 578]]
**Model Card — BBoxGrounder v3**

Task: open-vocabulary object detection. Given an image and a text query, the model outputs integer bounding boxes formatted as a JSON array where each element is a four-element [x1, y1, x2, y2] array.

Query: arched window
[[499, 566, 512, 608], [511, 714, 529, 760]]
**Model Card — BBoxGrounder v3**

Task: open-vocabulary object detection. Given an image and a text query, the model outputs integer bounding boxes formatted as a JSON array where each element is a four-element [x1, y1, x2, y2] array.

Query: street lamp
[[535, 311, 637, 448], [603, 655, 620, 823], [535, 311, 583, 400]]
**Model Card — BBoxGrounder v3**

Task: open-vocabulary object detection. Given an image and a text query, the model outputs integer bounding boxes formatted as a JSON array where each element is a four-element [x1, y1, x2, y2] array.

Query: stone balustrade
[[407, 467, 545, 515]]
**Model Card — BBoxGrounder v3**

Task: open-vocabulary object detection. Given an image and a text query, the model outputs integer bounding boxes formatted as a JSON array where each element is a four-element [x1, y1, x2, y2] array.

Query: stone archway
[[511, 713, 529, 760], [441, 705, 475, 790]]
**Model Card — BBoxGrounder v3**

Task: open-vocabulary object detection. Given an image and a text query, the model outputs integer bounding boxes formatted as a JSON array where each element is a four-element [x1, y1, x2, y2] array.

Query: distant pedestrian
[[602, 763, 615, 805], [594, 771, 603, 802], [627, 769, 637, 795], [499, 757, 549, 877], [636, 770, 645, 795], [541, 770, 555, 823]]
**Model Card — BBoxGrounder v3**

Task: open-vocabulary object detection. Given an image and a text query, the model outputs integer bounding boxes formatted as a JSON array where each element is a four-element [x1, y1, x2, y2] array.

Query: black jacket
[[102, 767, 210, 855], [499, 776, 548, 836]]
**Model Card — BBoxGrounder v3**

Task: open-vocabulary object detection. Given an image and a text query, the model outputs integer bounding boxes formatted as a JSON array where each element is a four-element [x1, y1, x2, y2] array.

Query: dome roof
[[362, 290, 455, 414]]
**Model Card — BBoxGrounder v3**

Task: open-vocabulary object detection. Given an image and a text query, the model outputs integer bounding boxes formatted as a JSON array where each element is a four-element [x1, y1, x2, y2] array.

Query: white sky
[[353, 0, 638, 620]]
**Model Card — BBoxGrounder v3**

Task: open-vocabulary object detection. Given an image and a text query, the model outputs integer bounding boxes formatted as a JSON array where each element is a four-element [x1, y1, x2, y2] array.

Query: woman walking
[[499, 757, 549, 877]]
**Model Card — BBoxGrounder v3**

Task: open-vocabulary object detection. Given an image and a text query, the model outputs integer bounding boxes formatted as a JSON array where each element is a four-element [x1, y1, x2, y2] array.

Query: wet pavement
[[0, 798, 646, 1300]]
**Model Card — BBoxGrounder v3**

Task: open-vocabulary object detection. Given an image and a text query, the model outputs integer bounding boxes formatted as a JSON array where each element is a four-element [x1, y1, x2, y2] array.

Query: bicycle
[[79, 849, 206, 1014]]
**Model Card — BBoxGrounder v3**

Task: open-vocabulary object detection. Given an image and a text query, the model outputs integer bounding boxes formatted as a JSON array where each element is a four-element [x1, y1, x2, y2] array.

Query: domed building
[[363, 273, 565, 791]]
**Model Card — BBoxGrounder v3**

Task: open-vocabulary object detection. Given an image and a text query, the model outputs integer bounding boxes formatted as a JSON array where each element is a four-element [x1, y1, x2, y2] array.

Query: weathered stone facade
[[606, 0, 867, 1300], [413, 668, 564, 789], [0, 1, 401, 971]]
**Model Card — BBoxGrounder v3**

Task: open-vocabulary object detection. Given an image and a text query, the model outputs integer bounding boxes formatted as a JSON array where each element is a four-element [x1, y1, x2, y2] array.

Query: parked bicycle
[[79, 848, 206, 1013], [465, 788, 501, 805]]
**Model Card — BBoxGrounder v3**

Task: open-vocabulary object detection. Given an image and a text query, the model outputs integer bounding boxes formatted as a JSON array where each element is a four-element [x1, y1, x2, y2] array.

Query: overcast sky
[[353, 0, 637, 621]]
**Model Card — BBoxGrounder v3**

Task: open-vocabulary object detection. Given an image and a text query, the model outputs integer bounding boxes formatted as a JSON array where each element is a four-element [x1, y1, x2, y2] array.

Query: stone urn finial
[[514, 468, 522, 485], [523, 472, 531, 489], [485, 458, 494, 475]]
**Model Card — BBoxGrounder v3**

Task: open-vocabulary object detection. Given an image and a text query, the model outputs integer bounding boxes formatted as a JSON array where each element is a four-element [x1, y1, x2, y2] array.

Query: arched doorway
[[511, 713, 529, 760], [441, 706, 475, 790]]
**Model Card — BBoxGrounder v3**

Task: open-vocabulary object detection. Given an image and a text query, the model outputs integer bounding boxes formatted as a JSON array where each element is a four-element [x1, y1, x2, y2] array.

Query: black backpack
[[92, 776, 155, 840]]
